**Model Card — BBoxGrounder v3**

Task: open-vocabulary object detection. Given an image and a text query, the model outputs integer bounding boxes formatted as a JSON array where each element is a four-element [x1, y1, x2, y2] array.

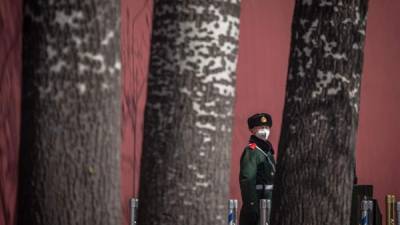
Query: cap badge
[[261, 116, 267, 123]]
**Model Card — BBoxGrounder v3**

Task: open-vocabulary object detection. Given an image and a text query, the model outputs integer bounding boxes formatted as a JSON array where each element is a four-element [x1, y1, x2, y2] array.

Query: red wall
[[0, 1, 21, 225], [120, 1, 152, 224], [1, 1, 400, 225], [229, 0, 294, 208], [230, 0, 400, 221], [356, 0, 400, 214]]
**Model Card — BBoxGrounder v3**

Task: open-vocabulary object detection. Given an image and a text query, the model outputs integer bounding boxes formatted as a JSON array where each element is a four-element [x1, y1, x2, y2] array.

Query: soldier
[[239, 113, 276, 225]]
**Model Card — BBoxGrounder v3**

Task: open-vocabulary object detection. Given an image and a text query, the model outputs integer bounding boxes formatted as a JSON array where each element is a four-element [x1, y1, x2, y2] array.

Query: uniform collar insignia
[[249, 135, 274, 154], [248, 143, 256, 150]]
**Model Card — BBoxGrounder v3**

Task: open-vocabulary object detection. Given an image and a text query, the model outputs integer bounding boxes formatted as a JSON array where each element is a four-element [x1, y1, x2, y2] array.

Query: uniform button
[[271, 172, 274, 176]]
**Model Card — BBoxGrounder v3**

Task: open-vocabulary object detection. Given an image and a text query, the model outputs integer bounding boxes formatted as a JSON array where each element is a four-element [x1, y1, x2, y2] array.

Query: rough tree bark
[[271, 1, 369, 225], [138, 1, 241, 225], [18, 1, 121, 224]]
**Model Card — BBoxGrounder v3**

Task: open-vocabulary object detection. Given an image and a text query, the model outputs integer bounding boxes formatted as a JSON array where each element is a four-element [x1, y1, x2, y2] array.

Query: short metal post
[[130, 198, 139, 225], [259, 199, 267, 225], [367, 200, 373, 225], [397, 202, 400, 225], [228, 199, 238, 225], [361, 199, 368, 225], [387, 195, 396, 225], [266, 199, 272, 225]]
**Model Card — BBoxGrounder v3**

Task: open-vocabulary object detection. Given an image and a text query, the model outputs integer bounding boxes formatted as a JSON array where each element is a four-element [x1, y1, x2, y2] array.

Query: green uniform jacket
[[239, 135, 276, 225]]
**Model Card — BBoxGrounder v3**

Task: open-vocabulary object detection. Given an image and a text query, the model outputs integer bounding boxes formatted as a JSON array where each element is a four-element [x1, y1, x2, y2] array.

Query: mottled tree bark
[[138, 1, 241, 225], [18, 1, 121, 225], [271, 1, 369, 225]]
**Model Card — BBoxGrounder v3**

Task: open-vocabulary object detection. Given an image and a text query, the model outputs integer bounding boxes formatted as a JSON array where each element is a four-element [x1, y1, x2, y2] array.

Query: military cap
[[247, 113, 272, 129]]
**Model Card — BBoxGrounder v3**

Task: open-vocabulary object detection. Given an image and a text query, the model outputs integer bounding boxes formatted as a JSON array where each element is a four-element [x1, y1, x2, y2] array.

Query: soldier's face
[[252, 126, 271, 141], [251, 126, 270, 135]]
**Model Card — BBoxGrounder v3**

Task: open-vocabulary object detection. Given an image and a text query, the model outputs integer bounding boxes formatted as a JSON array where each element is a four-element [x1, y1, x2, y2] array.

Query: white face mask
[[255, 128, 270, 141]]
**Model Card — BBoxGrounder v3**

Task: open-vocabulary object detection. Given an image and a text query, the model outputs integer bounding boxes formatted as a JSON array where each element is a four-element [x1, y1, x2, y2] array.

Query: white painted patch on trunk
[[53, 90, 64, 101], [50, 60, 67, 73], [306, 58, 313, 69], [355, 7, 361, 24], [46, 46, 57, 59], [195, 182, 209, 187], [72, 36, 82, 47], [302, 0, 312, 6], [193, 102, 218, 117], [213, 83, 235, 96], [101, 83, 110, 90], [180, 87, 192, 96], [76, 83, 86, 94], [300, 19, 308, 27], [293, 96, 302, 102], [101, 31, 115, 45], [342, 18, 352, 24], [183, 200, 193, 206], [196, 173, 206, 179], [202, 70, 233, 83], [187, 164, 197, 170], [319, 0, 333, 7], [114, 61, 121, 70], [78, 63, 89, 74], [303, 47, 312, 57], [38, 82, 53, 98], [295, 47, 303, 57], [79, 52, 107, 73], [297, 65, 305, 77], [320, 35, 348, 60], [203, 136, 211, 142], [54, 10, 84, 29], [195, 122, 216, 131], [302, 20, 319, 44], [327, 85, 342, 95], [289, 125, 296, 133], [312, 70, 350, 98]]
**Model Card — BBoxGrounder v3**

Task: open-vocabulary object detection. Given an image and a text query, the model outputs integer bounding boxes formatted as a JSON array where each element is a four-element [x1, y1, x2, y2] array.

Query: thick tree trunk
[[271, 1, 369, 225], [18, 1, 121, 225], [138, 1, 241, 225]]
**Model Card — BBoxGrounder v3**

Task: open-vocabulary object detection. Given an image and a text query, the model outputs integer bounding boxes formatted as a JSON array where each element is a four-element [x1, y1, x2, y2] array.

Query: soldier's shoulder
[[245, 143, 257, 151], [244, 143, 258, 153], [248, 143, 257, 150]]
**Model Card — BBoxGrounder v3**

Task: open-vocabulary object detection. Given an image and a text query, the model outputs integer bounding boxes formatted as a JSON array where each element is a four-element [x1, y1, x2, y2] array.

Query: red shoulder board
[[248, 143, 256, 150]]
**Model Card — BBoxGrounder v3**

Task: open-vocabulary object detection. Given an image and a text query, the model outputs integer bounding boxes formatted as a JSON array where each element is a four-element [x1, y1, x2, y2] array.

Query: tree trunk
[[271, 1, 369, 225], [18, 1, 121, 224], [138, 1, 241, 225]]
